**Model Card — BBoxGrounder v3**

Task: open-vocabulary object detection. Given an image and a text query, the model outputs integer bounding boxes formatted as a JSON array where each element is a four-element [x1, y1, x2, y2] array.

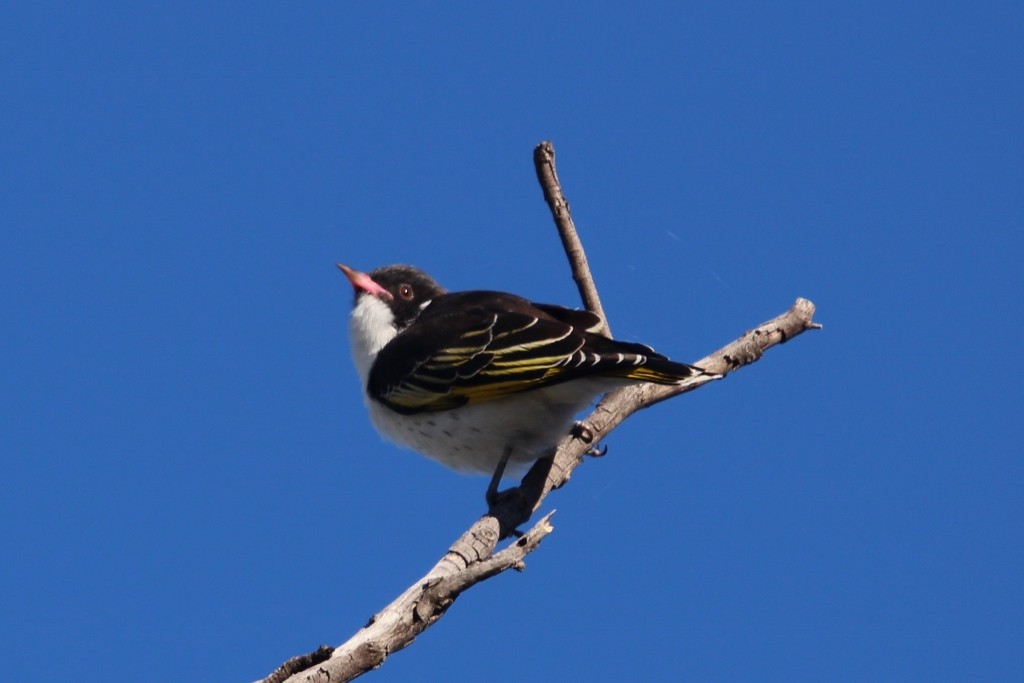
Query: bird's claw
[[572, 421, 595, 443]]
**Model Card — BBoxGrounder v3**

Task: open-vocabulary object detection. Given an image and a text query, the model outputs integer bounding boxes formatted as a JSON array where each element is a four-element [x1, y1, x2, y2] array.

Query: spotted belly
[[365, 379, 613, 475]]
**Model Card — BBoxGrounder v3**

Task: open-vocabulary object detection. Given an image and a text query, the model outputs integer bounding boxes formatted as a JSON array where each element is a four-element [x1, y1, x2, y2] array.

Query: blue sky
[[2, 3, 1021, 681]]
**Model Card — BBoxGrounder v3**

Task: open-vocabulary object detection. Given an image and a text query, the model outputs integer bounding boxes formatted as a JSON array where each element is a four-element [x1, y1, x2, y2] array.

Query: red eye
[[398, 284, 414, 300]]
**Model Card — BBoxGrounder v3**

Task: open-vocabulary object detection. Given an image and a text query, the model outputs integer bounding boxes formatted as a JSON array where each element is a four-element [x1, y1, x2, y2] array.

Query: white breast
[[347, 294, 399, 387], [365, 377, 613, 475]]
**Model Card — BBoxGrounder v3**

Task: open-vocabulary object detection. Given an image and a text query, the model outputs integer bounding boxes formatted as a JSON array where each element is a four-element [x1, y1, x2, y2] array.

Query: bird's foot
[[572, 421, 608, 457], [571, 421, 595, 443]]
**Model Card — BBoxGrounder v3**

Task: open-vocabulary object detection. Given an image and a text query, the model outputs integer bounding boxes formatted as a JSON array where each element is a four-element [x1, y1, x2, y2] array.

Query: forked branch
[[262, 141, 820, 683]]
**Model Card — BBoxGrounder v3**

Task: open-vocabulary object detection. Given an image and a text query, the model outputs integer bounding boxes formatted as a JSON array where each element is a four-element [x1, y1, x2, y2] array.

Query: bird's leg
[[485, 446, 514, 509]]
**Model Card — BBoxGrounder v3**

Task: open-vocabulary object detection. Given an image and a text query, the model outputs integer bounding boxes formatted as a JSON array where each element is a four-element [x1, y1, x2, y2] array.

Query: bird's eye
[[398, 284, 414, 300]]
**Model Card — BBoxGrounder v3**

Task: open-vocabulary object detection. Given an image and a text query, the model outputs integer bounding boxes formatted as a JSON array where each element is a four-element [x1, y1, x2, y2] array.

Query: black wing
[[367, 291, 703, 414]]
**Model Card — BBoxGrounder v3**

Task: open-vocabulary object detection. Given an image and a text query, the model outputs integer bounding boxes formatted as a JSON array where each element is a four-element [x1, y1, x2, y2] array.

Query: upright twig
[[533, 141, 611, 336], [262, 142, 820, 683]]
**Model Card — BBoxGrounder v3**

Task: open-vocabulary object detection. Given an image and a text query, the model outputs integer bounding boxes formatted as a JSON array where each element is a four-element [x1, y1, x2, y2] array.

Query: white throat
[[348, 294, 399, 386]]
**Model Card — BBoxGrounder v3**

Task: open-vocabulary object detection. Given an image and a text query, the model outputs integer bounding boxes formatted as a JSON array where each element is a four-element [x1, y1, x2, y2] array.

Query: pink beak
[[336, 264, 393, 301]]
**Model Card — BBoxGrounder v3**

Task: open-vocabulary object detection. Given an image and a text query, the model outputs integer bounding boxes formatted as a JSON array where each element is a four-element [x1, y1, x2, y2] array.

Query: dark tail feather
[[611, 355, 722, 386]]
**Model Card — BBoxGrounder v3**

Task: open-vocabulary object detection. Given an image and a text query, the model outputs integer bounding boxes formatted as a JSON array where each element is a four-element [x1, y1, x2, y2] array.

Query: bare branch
[[263, 647, 334, 683], [269, 514, 555, 683], [533, 141, 611, 336], [263, 143, 820, 683], [268, 297, 819, 683], [533, 296, 820, 505]]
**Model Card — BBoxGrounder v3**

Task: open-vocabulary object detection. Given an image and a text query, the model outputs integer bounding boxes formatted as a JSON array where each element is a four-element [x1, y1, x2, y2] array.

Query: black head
[[341, 264, 447, 330]]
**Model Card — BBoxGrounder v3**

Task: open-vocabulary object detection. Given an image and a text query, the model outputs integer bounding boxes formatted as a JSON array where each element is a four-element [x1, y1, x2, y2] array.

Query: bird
[[338, 263, 719, 502]]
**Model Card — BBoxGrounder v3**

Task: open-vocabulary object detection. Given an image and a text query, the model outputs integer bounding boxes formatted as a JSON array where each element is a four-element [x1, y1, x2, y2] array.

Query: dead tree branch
[[533, 141, 611, 336], [262, 141, 820, 683]]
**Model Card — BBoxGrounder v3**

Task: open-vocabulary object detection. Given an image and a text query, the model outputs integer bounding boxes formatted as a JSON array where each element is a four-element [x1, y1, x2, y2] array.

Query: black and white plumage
[[339, 264, 718, 478]]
